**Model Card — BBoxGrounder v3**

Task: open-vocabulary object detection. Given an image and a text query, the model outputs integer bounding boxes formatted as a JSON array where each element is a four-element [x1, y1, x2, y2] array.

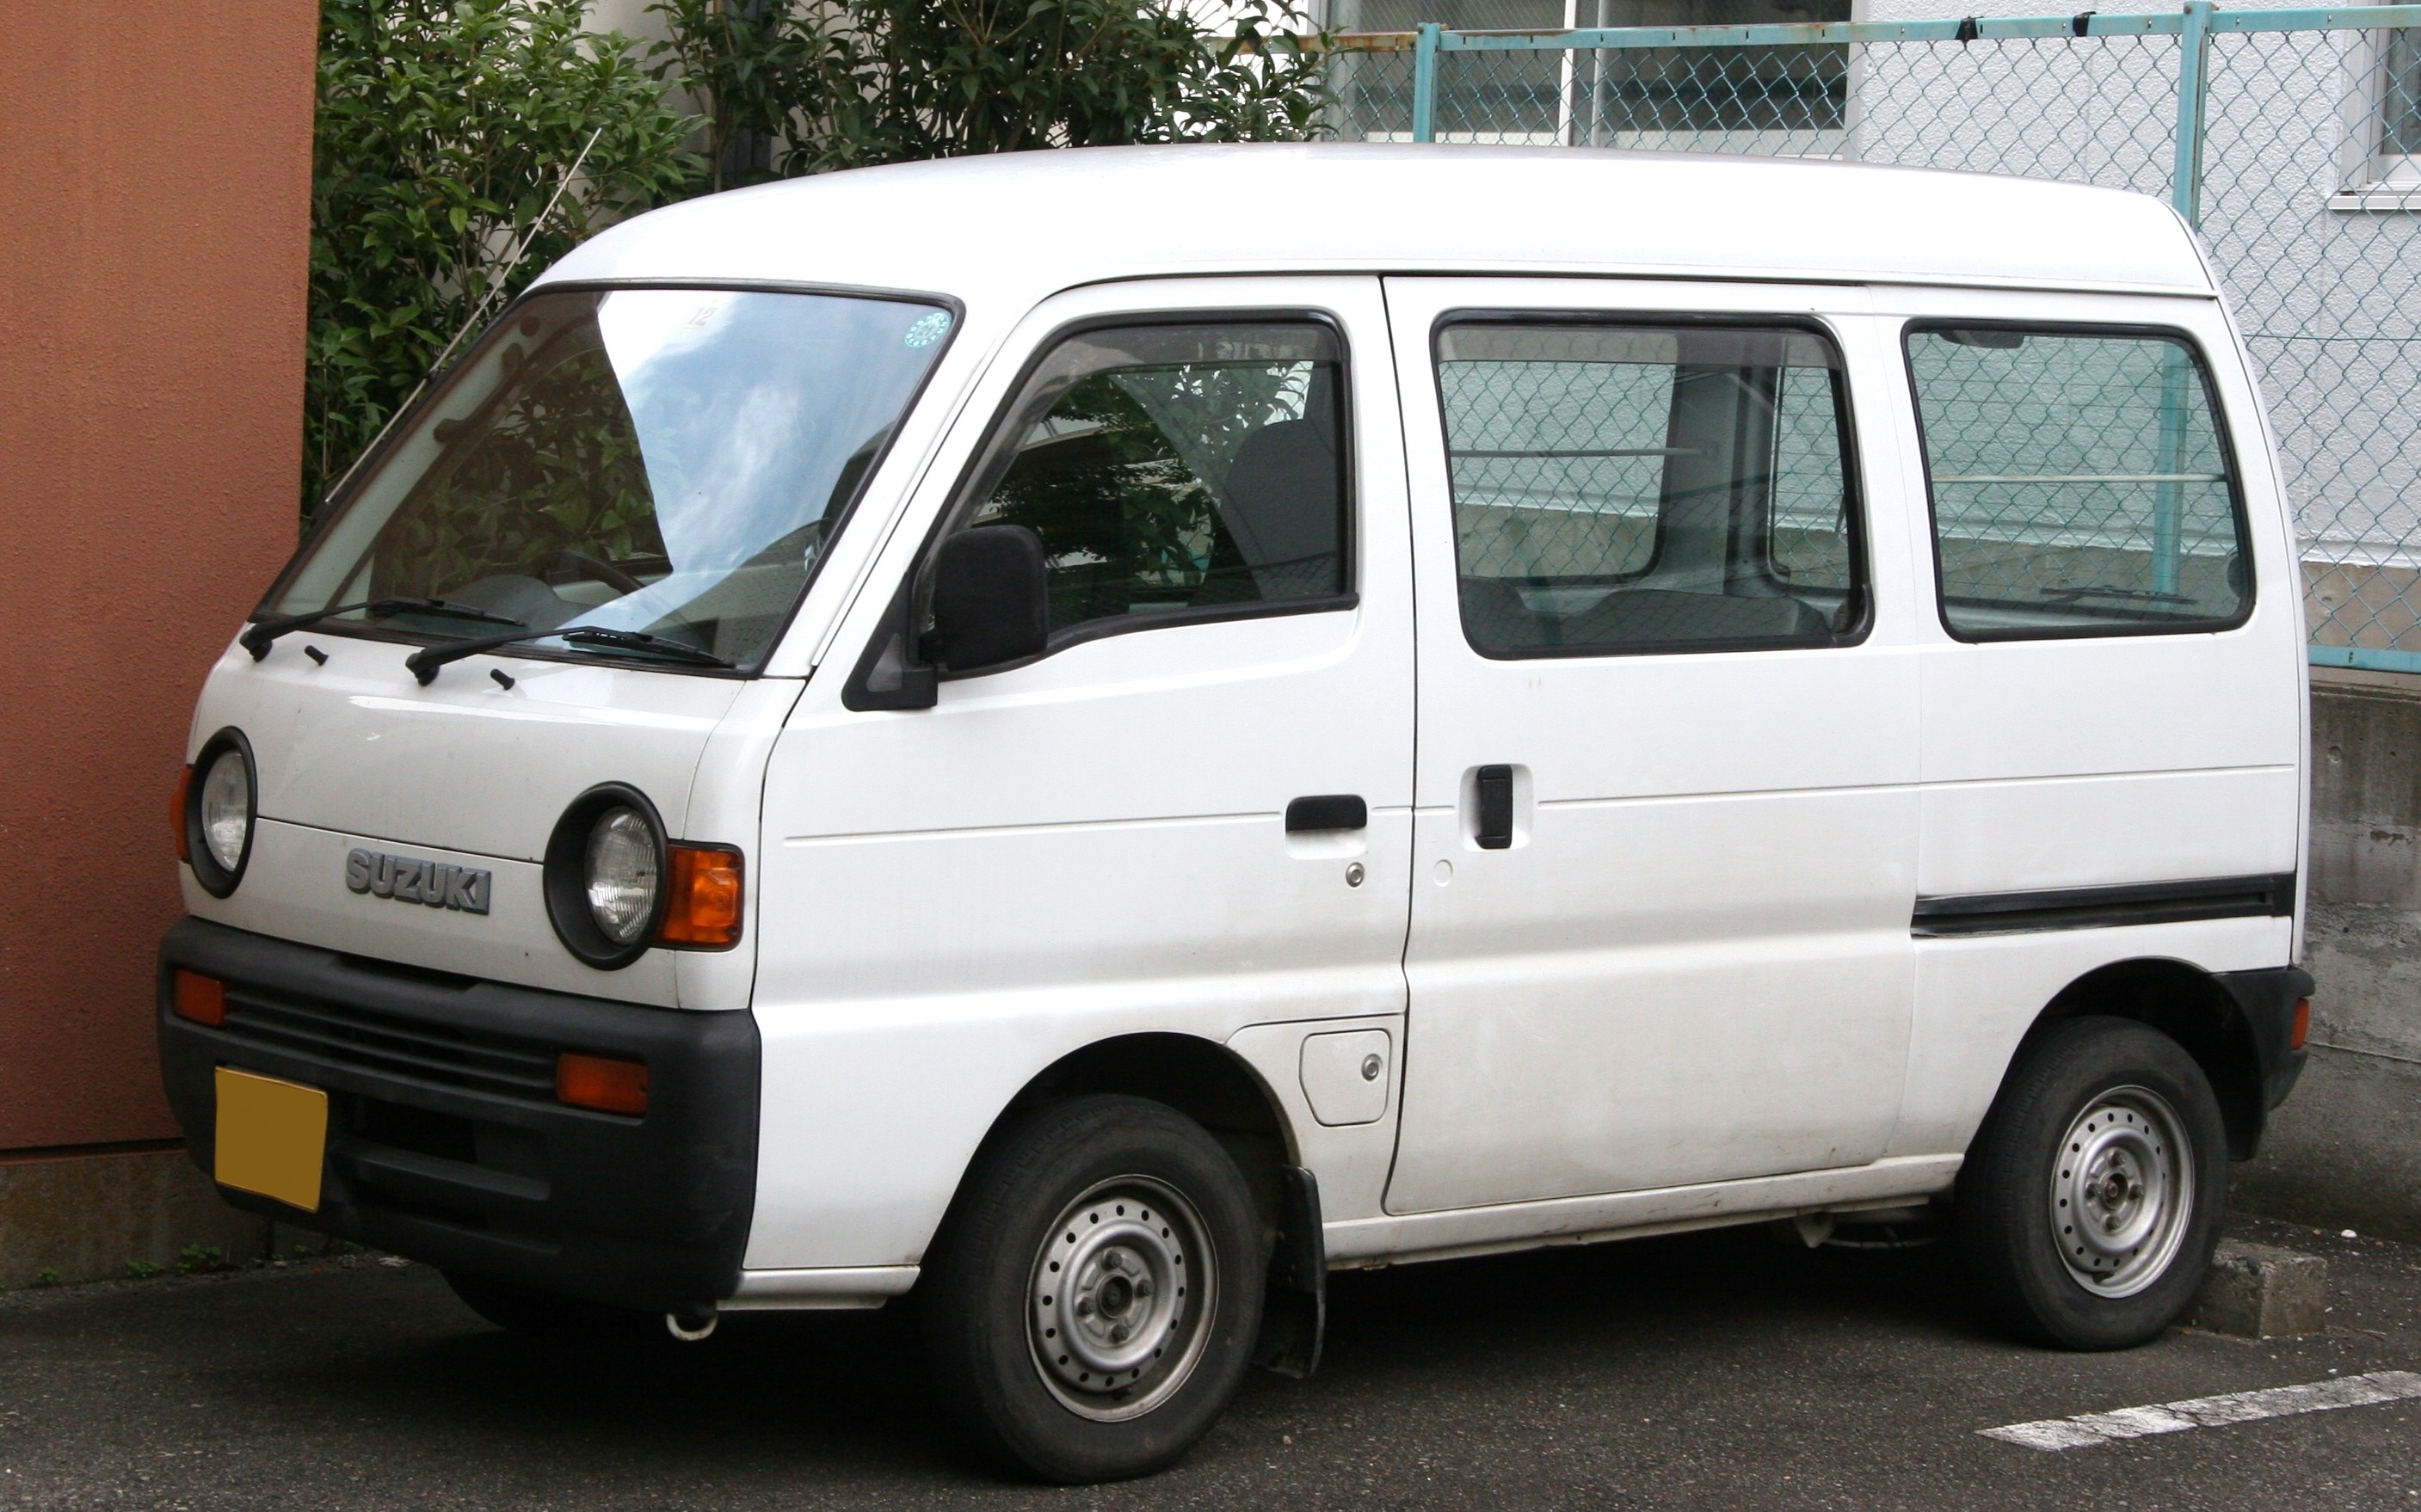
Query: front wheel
[[918, 1095, 1265, 1483], [1956, 1016, 2228, 1349]]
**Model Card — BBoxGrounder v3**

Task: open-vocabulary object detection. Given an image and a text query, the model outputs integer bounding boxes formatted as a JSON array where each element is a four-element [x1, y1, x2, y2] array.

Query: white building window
[[2332, 28, 2421, 209]]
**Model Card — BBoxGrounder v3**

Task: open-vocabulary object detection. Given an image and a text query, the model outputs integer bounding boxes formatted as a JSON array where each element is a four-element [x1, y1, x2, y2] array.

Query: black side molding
[[1913, 873, 2295, 938]]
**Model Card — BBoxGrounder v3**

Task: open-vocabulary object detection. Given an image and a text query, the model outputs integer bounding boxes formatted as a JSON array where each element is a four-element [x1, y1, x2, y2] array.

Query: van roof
[[539, 143, 2215, 304]]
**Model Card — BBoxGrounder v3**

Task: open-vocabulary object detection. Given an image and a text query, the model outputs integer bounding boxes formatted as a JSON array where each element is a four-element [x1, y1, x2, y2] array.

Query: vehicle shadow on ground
[[224, 1223, 1989, 1486]]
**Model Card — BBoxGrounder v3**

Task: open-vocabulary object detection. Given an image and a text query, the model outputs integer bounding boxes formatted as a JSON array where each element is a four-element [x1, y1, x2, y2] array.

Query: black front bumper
[[158, 917, 758, 1312]]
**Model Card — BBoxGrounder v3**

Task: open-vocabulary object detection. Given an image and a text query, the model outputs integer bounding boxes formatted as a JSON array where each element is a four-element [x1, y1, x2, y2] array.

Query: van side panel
[[1876, 287, 2306, 1160]]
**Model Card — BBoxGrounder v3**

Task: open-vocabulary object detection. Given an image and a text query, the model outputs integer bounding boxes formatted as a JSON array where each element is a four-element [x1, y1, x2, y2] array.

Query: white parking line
[[1982, 1370, 2421, 1451]]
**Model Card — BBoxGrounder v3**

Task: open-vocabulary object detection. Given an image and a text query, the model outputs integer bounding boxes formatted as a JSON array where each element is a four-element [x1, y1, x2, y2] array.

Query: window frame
[[1429, 308, 1876, 662], [1900, 317, 2258, 646], [2332, 28, 2421, 209], [915, 307, 1363, 678], [258, 276, 965, 681]]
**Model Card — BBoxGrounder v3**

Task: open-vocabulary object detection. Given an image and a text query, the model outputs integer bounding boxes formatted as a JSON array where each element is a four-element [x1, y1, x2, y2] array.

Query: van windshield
[[270, 287, 953, 672]]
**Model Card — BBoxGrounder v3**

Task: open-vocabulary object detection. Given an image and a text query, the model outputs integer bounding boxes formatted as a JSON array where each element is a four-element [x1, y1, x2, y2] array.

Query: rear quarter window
[[1905, 325, 2252, 640]]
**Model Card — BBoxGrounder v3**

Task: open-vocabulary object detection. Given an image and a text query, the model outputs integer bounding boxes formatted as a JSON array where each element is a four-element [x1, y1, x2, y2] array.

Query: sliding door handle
[[1285, 794, 1368, 833], [1475, 765, 1514, 850]]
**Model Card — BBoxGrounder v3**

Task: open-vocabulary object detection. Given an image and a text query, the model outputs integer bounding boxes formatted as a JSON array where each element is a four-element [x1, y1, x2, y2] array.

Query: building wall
[[0, 6, 319, 1157], [2237, 672, 2421, 1239]]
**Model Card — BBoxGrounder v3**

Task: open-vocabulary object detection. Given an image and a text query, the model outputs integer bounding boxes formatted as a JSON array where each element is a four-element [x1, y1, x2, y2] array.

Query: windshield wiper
[[242, 598, 525, 660], [404, 624, 735, 685]]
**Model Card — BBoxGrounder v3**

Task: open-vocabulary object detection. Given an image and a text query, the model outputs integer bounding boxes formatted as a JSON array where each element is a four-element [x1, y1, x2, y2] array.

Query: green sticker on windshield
[[903, 311, 952, 348]]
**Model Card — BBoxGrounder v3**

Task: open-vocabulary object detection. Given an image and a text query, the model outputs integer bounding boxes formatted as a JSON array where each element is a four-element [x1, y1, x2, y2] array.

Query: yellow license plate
[[213, 1066, 329, 1212]]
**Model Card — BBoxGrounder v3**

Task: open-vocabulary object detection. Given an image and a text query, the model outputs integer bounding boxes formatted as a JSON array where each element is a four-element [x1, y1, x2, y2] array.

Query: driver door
[[745, 278, 1417, 1271]]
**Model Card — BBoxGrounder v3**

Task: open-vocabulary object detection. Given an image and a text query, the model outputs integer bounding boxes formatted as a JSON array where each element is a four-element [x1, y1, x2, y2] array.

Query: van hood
[[180, 634, 754, 1001]]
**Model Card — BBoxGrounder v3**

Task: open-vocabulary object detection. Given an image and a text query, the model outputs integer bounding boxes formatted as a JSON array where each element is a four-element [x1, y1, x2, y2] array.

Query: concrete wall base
[[0, 1145, 268, 1288], [2232, 670, 2421, 1244]]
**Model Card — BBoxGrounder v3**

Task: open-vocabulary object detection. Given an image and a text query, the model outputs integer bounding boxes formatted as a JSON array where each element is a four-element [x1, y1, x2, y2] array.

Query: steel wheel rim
[[2048, 1084, 2194, 1299], [1026, 1176, 1217, 1423]]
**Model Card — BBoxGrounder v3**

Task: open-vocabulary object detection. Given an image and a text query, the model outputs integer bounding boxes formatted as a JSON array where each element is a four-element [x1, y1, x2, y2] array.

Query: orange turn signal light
[[656, 843, 743, 949], [172, 970, 227, 1027], [172, 765, 193, 864], [557, 1052, 649, 1116], [2289, 997, 2311, 1052]]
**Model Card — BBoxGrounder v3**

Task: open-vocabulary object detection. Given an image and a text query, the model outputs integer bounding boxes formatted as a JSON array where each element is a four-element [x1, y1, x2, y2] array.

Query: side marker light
[[2289, 998, 2310, 1053], [173, 970, 227, 1027], [558, 1052, 649, 1116]]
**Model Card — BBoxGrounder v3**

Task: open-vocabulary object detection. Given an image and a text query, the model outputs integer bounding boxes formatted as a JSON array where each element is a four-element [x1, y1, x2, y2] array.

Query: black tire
[[1957, 1016, 2229, 1349], [918, 1095, 1265, 1484], [443, 1271, 665, 1346]]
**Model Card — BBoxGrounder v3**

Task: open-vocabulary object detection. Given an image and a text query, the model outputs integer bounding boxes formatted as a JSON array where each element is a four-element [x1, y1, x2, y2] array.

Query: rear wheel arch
[[2013, 957, 2264, 1159]]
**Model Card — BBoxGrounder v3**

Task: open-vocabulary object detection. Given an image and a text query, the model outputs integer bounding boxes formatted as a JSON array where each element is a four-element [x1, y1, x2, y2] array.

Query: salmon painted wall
[[0, 7, 319, 1149]]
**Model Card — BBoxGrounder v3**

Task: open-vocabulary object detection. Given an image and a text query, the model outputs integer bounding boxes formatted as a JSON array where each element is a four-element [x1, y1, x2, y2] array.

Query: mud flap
[[1254, 1165, 1326, 1380]]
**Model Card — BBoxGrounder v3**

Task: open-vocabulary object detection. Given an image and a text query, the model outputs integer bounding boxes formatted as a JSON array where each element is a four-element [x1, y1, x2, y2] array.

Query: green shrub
[[125, 1259, 165, 1280], [305, 0, 699, 513], [649, 0, 1330, 182], [305, 0, 1327, 514]]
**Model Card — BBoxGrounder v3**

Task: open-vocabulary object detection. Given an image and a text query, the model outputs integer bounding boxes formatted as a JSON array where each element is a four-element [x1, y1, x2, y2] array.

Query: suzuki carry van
[[161, 144, 2313, 1482]]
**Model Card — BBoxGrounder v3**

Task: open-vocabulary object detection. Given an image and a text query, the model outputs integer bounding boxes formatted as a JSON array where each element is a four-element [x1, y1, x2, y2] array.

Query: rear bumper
[[2216, 962, 2315, 1116], [157, 917, 758, 1312]]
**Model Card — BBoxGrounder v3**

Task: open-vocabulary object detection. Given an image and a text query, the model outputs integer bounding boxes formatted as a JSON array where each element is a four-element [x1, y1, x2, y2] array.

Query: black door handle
[[1475, 765, 1513, 849], [1285, 794, 1368, 833]]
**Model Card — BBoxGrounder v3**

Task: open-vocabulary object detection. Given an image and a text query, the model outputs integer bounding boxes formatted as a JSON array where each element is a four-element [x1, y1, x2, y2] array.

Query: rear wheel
[[1957, 1016, 2227, 1349], [919, 1095, 1263, 1483]]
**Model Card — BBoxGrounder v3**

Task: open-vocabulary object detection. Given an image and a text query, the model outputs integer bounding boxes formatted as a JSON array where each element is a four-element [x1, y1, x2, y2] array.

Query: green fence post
[[2153, 348, 2191, 596], [1413, 22, 1443, 143], [2156, 2, 2215, 595], [2172, 0, 2213, 224]]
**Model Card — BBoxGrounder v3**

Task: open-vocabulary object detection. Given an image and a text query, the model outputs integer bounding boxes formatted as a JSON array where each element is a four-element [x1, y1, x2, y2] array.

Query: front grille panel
[[220, 986, 556, 1103]]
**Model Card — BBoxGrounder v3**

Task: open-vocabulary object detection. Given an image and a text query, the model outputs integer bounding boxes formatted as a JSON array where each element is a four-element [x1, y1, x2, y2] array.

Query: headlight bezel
[[183, 728, 256, 898], [544, 784, 669, 970]]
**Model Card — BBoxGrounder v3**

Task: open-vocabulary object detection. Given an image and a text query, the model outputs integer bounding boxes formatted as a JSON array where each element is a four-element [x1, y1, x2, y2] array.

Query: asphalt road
[[2, 1214, 2415, 1510]]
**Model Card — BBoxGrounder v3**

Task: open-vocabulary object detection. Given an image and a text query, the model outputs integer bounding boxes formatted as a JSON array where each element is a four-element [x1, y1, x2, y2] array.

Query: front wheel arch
[[952, 1033, 1301, 1245]]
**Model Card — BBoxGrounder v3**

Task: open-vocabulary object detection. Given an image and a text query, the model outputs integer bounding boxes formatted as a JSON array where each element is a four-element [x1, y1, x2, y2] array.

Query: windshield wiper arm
[[242, 598, 525, 660], [404, 624, 735, 685]]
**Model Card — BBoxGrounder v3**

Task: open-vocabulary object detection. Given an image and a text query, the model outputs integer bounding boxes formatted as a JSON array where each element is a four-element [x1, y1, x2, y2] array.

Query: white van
[[161, 145, 2313, 1481]]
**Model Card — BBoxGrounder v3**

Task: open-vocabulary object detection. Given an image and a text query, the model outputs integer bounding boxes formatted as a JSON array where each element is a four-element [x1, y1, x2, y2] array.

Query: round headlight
[[544, 784, 667, 969], [184, 728, 256, 898], [585, 806, 660, 945], [199, 747, 252, 872]]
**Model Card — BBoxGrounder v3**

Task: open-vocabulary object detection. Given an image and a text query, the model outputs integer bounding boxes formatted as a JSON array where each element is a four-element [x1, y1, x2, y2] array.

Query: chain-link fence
[[1328, 5, 2421, 671]]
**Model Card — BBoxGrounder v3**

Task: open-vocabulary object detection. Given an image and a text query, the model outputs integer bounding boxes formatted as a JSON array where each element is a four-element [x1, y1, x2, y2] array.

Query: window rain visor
[[270, 288, 954, 672]]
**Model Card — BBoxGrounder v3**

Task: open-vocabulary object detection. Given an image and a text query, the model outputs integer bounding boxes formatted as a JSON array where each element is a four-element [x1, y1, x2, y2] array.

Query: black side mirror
[[927, 525, 1048, 673]]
